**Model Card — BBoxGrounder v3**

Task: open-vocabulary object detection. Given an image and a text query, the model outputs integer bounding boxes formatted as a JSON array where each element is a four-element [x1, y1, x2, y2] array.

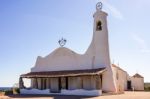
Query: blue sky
[[0, 0, 150, 87]]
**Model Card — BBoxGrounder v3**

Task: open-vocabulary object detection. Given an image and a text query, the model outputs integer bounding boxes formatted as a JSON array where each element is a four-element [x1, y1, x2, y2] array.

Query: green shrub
[[144, 83, 150, 91], [144, 87, 150, 91], [0, 88, 20, 95], [4, 90, 13, 95], [12, 88, 20, 94], [148, 87, 150, 91]]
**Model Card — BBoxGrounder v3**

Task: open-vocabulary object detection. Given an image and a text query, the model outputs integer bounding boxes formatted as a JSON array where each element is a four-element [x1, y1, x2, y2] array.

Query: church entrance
[[127, 80, 132, 90]]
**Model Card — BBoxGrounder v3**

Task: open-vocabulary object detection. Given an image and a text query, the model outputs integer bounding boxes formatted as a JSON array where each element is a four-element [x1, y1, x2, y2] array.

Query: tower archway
[[96, 21, 102, 31]]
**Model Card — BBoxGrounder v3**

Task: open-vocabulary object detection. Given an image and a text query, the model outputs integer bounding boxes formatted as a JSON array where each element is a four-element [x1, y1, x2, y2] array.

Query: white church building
[[19, 2, 144, 96]]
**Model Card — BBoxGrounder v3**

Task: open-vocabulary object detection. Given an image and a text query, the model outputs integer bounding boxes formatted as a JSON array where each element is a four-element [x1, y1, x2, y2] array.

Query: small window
[[96, 21, 102, 31], [116, 71, 119, 80]]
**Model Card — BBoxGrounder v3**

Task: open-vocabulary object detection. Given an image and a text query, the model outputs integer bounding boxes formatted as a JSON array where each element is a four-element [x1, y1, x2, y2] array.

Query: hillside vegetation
[[144, 83, 150, 91]]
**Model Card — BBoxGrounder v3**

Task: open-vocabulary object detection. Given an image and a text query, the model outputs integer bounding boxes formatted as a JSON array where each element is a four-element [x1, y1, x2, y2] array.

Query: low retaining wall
[[20, 89, 102, 96]]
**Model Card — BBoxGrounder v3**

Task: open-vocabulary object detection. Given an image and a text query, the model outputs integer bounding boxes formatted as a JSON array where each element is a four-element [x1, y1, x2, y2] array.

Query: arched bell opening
[[96, 21, 102, 31]]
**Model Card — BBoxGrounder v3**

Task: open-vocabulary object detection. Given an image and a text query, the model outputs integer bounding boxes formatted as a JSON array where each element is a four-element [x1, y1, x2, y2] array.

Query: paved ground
[[0, 91, 150, 99]]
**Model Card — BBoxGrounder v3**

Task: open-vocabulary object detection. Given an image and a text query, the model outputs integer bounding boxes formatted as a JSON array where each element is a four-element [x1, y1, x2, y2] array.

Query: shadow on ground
[[8, 94, 98, 99]]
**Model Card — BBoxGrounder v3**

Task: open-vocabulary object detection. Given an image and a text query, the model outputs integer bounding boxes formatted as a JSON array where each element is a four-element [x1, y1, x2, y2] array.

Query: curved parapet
[[31, 47, 93, 72]]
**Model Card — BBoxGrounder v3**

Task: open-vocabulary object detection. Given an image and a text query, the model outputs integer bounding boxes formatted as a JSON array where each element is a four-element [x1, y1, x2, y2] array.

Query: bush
[[3, 90, 13, 95], [0, 88, 20, 95], [144, 87, 150, 91], [12, 88, 20, 94], [144, 83, 150, 91]]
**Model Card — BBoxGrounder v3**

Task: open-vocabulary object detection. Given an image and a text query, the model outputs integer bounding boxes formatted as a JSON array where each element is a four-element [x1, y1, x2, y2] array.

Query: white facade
[[31, 11, 111, 72], [112, 64, 144, 92], [112, 64, 129, 92], [131, 74, 144, 91], [30, 3, 117, 93]]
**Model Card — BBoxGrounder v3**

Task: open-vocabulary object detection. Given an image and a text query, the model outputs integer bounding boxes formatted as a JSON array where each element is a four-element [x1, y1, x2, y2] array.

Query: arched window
[[96, 21, 102, 31]]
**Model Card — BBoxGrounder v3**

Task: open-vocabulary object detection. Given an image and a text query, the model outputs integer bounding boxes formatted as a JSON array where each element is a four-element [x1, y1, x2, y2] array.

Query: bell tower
[[92, 2, 111, 68], [86, 2, 117, 92]]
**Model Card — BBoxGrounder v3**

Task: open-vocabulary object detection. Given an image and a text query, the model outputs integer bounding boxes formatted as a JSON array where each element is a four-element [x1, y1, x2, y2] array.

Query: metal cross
[[58, 37, 67, 47], [96, 2, 103, 10]]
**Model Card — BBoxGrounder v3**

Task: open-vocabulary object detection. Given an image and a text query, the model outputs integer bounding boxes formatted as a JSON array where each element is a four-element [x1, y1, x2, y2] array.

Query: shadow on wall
[[8, 94, 98, 99]]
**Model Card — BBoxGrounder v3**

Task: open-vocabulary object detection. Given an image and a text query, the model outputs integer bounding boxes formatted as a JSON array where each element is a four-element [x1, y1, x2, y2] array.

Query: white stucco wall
[[68, 77, 82, 90], [131, 77, 144, 91], [31, 9, 111, 72], [20, 89, 102, 96], [50, 78, 59, 93], [112, 65, 128, 93], [30, 7, 117, 93]]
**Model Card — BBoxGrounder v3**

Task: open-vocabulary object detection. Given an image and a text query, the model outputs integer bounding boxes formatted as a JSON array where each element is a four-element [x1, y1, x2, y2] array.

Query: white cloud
[[101, 0, 124, 20], [132, 34, 150, 53]]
